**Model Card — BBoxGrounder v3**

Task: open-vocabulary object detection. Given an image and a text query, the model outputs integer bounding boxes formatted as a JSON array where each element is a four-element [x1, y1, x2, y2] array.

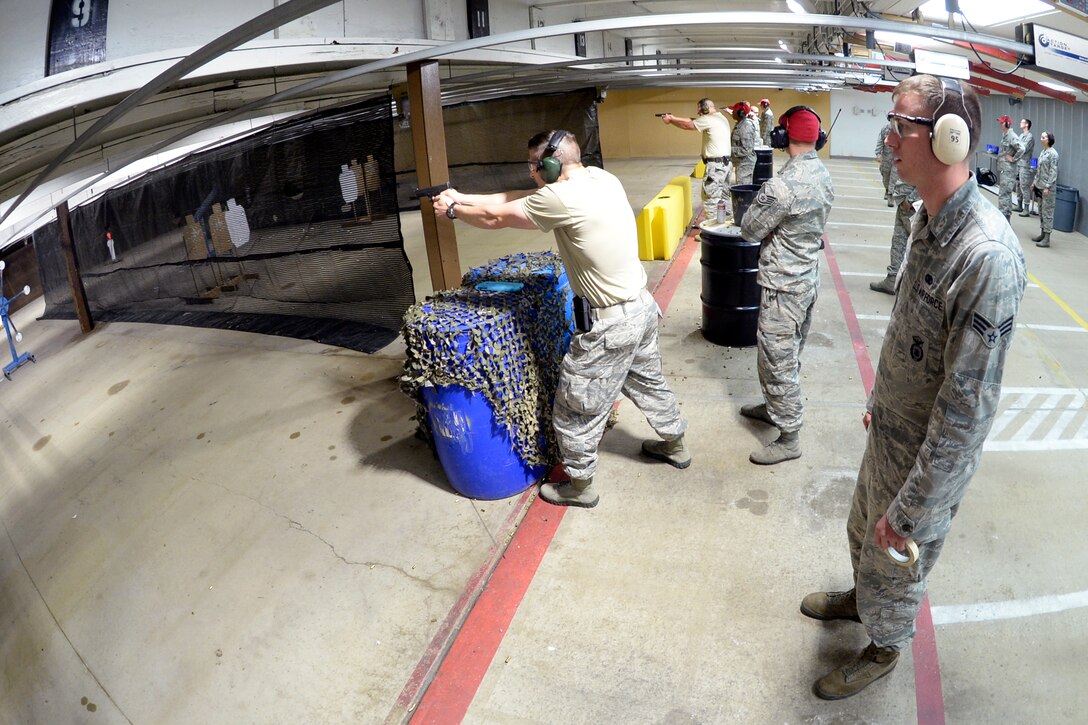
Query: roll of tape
[[886, 540, 919, 567]]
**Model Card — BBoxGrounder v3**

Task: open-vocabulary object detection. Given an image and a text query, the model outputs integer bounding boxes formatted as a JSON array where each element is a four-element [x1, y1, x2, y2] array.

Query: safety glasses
[[887, 111, 935, 137]]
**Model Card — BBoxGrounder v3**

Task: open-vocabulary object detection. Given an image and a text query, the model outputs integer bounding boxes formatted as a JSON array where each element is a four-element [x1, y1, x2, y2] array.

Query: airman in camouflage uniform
[[802, 74, 1026, 701], [869, 163, 919, 294], [759, 99, 774, 147], [997, 116, 1023, 219], [729, 102, 760, 184], [431, 130, 689, 509], [876, 122, 894, 207], [662, 99, 732, 217], [1016, 118, 1035, 216], [739, 107, 834, 465], [1031, 131, 1059, 248]]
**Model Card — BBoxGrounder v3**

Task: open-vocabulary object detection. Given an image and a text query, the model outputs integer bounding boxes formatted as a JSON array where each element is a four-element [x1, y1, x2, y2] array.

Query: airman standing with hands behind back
[[729, 101, 759, 184], [1031, 131, 1059, 248], [997, 115, 1023, 220], [759, 99, 774, 147]]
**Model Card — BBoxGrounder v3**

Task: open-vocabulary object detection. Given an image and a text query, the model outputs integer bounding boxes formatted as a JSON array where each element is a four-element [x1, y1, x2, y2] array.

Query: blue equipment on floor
[[0, 260, 36, 380]]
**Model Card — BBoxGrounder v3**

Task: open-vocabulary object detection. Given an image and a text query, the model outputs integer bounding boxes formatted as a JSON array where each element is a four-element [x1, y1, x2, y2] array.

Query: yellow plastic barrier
[[636, 175, 695, 261]]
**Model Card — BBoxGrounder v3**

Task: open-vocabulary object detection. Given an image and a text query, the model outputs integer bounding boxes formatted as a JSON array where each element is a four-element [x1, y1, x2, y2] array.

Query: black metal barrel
[[753, 148, 774, 186], [699, 222, 760, 347]]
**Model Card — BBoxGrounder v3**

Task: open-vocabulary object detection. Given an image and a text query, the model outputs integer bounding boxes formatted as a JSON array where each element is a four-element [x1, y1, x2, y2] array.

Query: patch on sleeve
[[971, 311, 1015, 348], [755, 187, 777, 205]]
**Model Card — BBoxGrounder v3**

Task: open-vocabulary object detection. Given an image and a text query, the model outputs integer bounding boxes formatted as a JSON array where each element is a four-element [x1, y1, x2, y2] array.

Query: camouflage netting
[[399, 251, 573, 466]]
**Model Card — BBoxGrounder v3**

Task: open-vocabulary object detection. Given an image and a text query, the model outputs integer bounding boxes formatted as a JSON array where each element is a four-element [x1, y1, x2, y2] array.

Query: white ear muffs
[[931, 113, 970, 165]]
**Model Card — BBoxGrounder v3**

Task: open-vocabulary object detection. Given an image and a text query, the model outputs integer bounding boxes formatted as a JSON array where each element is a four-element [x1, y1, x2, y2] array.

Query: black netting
[[33, 94, 412, 353], [394, 88, 602, 209]]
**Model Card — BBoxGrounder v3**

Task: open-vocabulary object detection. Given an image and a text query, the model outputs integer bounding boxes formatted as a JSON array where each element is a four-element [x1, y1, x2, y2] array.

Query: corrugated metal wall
[[977, 94, 1085, 235]]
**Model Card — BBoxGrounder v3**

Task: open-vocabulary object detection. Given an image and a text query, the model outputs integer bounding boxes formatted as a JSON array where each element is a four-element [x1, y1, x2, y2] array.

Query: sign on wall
[[47, 0, 110, 76]]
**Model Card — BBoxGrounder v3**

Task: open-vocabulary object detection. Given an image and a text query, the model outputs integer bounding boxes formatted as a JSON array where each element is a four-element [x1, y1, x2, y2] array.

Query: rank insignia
[[971, 312, 1014, 349]]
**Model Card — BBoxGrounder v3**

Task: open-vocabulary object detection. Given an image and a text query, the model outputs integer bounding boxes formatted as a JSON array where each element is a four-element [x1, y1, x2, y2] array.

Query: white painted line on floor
[[838, 271, 885, 277], [831, 206, 896, 213], [853, 315, 1086, 333], [836, 194, 888, 200], [1012, 393, 1067, 440], [932, 590, 1088, 625], [831, 243, 887, 248]]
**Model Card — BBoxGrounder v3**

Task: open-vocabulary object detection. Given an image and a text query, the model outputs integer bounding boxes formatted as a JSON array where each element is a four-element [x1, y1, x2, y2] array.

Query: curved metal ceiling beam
[[0, 0, 340, 228], [3, 11, 1031, 245]]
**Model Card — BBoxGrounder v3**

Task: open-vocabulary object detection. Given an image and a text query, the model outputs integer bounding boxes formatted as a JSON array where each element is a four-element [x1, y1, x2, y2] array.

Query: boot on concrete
[[1036, 233, 1051, 248], [750, 430, 801, 465], [1031, 230, 1045, 242], [800, 588, 862, 623], [868, 275, 896, 295], [814, 642, 900, 700], [539, 477, 599, 508], [641, 435, 692, 469], [1018, 209, 1032, 217], [740, 402, 775, 426]]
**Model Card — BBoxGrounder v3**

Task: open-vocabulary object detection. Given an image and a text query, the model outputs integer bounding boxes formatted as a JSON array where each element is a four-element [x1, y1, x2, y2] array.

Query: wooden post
[[56, 201, 94, 334], [407, 60, 462, 292]]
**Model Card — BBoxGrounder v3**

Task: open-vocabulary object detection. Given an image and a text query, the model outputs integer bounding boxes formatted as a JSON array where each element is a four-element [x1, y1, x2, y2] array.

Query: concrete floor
[[2, 158, 1086, 724]]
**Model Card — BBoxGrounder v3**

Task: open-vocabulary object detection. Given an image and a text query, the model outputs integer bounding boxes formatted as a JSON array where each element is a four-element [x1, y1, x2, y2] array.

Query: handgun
[[413, 182, 451, 198], [655, 113, 669, 117]]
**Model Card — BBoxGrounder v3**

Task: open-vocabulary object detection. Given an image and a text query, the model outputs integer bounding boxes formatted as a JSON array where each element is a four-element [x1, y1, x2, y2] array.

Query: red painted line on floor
[[389, 487, 539, 723], [652, 222, 702, 311], [401, 229, 697, 724], [821, 236, 875, 395], [824, 237, 946, 725], [408, 498, 564, 724]]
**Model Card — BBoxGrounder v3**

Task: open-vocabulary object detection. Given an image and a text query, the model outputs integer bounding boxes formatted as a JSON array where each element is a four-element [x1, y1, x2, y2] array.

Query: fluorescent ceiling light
[[918, 0, 1052, 27], [786, 0, 807, 14], [1040, 80, 1075, 92], [874, 31, 940, 49]]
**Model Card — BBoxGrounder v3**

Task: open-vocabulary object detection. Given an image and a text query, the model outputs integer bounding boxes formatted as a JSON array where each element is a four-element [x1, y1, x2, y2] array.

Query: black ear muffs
[[537, 129, 568, 184], [930, 77, 971, 165], [770, 106, 828, 151]]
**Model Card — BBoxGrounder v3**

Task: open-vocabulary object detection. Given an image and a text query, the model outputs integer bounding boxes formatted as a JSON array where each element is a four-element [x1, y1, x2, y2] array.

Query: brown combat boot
[[800, 589, 862, 622], [539, 477, 598, 508], [814, 642, 900, 700], [740, 402, 775, 426], [1036, 233, 1051, 248], [750, 430, 801, 465], [1031, 230, 1045, 242], [869, 275, 896, 295], [641, 435, 691, 469]]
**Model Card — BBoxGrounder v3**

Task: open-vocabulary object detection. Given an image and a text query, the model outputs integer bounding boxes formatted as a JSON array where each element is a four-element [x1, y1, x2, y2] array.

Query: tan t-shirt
[[692, 112, 732, 159], [521, 166, 647, 308]]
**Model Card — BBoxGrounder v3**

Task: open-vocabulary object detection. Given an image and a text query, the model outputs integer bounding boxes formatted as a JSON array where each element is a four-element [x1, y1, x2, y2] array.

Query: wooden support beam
[[407, 61, 462, 292], [56, 201, 94, 334]]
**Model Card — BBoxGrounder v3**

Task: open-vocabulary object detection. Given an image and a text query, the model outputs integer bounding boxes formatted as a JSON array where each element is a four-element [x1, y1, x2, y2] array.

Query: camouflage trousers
[[702, 159, 731, 213], [885, 200, 913, 277], [553, 291, 687, 479], [1040, 186, 1057, 233], [998, 164, 1017, 216], [1018, 166, 1035, 211], [880, 164, 892, 199], [847, 417, 953, 650], [756, 284, 817, 433], [733, 158, 755, 185]]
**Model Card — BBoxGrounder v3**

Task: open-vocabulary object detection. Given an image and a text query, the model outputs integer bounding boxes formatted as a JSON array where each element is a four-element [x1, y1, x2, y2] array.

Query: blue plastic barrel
[[422, 383, 545, 499]]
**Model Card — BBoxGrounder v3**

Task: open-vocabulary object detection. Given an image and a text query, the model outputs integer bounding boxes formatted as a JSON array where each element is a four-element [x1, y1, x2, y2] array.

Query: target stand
[[0, 260, 35, 380]]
